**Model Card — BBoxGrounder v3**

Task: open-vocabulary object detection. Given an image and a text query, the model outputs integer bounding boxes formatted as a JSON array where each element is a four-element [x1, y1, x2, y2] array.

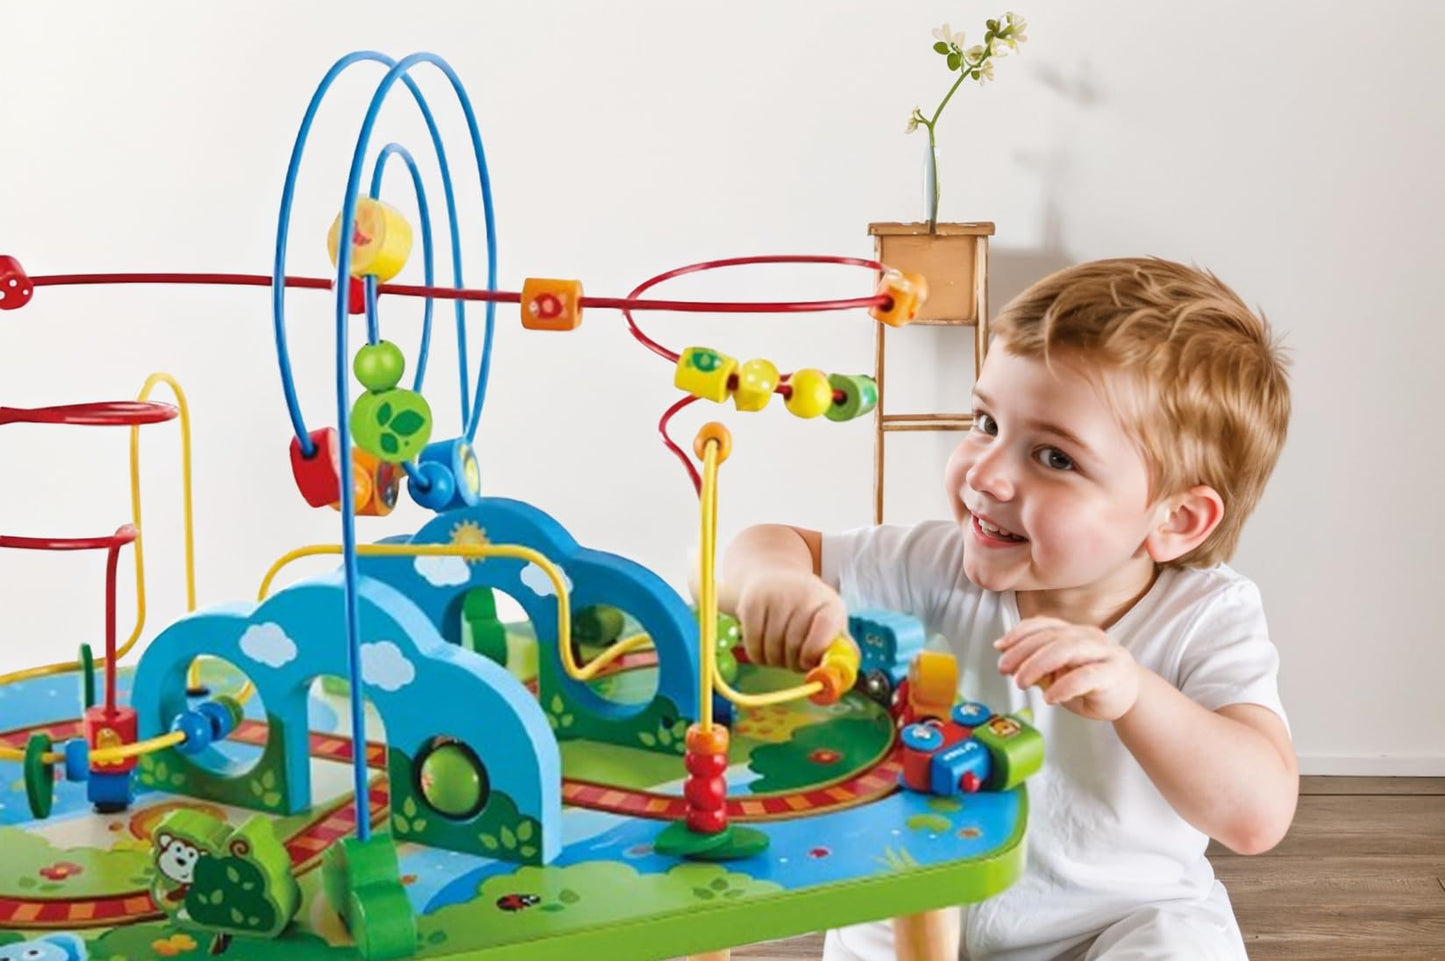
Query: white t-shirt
[[821, 520, 1288, 958]]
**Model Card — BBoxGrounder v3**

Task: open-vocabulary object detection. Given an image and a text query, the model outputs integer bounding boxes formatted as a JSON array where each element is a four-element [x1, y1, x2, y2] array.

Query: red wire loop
[[659, 395, 703, 495], [0, 401, 178, 427], [0, 524, 138, 552]]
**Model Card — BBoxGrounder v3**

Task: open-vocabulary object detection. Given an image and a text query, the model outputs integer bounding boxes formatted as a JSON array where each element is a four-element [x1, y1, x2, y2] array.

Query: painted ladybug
[[496, 893, 541, 912]]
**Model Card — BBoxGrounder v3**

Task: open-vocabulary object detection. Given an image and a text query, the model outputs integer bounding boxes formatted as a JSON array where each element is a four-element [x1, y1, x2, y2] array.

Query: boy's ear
[[1145, 484, 1224, 564]]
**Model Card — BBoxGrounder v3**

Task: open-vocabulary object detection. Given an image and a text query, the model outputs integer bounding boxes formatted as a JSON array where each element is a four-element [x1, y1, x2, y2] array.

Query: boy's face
[[944, 347, 1163, 601]]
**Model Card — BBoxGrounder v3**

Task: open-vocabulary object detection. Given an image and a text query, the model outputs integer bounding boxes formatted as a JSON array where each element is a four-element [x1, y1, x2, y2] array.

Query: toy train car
[[848, 609, 925, 706], [899, 701, 1044, 796]]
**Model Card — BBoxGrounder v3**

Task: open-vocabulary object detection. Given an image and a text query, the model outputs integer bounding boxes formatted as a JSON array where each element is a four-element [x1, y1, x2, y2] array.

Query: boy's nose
[[966, 449, 1015, 501]]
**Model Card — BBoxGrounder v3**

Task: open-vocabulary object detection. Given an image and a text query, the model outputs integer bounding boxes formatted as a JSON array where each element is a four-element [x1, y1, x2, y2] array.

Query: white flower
[[1006, 11, 1028, 32], [989, 36, 1010, 57], [965, 44, 988, 65], [905, 107, 923, 133], [975, 59, 996, 83], [932, 23, 966, 49]]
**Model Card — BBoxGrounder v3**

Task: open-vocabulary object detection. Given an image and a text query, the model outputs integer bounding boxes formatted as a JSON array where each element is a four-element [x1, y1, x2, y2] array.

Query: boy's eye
[[1036, 447, 1074, 471], [974, 412, 998, 436]]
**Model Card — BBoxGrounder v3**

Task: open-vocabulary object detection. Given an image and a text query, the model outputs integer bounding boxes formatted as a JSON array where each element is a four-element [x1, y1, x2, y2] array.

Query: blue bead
[[197, 700, 235, 740], [407, 460, 456, 511], [901, 723, 944, 751], [171, 710, 213, 755], [63, 739, 90, 782]]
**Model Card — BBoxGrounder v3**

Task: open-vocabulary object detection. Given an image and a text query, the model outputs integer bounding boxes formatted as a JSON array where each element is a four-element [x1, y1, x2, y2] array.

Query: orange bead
[[806, 666, 845, 706], [521, 278, 584, 331], [869, 269, 928, 327], [693, 422, 732, 464], [784, 368, 833, 419], [330, 448, 400, 517], [685, 722, 729, 756]]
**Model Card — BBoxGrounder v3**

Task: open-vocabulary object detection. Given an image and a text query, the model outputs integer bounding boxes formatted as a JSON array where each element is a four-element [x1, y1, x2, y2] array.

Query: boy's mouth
[[971, 512, 1028, 544]]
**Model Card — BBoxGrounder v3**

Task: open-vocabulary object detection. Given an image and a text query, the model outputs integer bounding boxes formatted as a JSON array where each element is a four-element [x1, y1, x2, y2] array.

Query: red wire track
[[28, 268, 887, 316], [0, 525, 137, 552], [0, 400, 178, 427]]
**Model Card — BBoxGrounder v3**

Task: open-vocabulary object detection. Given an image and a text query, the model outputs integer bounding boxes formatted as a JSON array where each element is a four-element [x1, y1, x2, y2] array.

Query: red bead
[[687, 808, 728, 835], [960, 771, 981, 793], [685, 751, 728, 777], [0, 255, 34, 311], [684, 775, 727, 812], [346, 276, 367, 315], [290, 427, 343, 508]]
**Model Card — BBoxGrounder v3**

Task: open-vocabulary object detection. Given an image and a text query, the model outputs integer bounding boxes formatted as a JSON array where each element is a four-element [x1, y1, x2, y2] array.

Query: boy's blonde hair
[[991, 257, 1290, 568]]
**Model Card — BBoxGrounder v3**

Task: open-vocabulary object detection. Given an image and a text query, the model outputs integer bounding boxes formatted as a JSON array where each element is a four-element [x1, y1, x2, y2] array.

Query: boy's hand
[[733, 569, 848, 673], [995, 616, 1142, 721]]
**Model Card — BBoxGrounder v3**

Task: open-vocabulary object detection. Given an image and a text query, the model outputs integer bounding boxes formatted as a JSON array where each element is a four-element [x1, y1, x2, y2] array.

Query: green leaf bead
[[352, 388, 433, 463]]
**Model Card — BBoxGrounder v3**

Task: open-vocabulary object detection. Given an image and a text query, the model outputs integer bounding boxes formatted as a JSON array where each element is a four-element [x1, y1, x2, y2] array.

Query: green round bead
[[420, 743, 488, 819], [353, 340, 407, 393], [825, 373, 879, 422], [351, 388, 433, 464]]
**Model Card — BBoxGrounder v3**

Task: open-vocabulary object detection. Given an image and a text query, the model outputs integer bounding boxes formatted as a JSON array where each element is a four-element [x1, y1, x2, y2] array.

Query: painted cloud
[[414, 554, 470, 588], [520, 561, 571, 598], [239, 623, 298, 668], [361, 640, 416, 692]]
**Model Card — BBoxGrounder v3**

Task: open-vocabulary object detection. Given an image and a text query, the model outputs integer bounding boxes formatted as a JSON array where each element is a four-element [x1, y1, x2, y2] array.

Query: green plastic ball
[[354, 340, 406, 393], [351, 388, 433, 464], [419, 743, 488, 819]]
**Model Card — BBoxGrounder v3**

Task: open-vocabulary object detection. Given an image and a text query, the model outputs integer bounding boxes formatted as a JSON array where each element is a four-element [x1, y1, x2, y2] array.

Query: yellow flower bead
[[784, 368, 833, 419], [327, 198, 413, 283]]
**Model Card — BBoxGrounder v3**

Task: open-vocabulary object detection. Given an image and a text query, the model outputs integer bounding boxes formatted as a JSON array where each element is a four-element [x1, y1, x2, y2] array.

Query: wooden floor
[[723, 777, 1445, 961]]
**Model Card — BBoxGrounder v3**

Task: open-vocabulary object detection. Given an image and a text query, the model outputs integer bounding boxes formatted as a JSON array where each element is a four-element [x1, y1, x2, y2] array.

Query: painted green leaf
[[710, 878, 728, 891], [501, 826, 517, 850], [520, 844, 537, 859], [170, 774, 185, 787], [906, 814, 952, 833], [517, 821, 534, 842], [380, 433, 400, 455], [412, 818, 427, 833], [226, 867, 241, 884], [209, 889, 225, 905], [230, 907, 244, 925], [377, 402, 394, 425], [38, 882, 61, 893], [927, 797, 963, 813], [403, 797, 418, 818], [550, 694, 565, 714], [391, 411, 426, 436], [725, 889, 744, 899], [693, 887, 715, 900], [262, 770, 276, 789], [479, 833, 499, 851], [427, 931, 447, 945], [559, 888, 579, 904], [154, 760, 170, 781], [638, 731, 657, 747], [392, 814, 407, 833], [17, 877, 35, 889], [262, 792, 281, 807], [249, 780, 263, 797], [560, 714, 574, 728]]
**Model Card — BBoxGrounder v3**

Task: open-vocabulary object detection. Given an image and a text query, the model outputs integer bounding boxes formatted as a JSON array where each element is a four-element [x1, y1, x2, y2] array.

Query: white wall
[[1, 1, 1440, 775]]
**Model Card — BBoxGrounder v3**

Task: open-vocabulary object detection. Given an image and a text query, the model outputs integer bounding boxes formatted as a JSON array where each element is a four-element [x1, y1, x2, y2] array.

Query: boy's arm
[[719, 524, 845, 671], [1113, 672, 1298, 855], [999, 618, 1298, 855]]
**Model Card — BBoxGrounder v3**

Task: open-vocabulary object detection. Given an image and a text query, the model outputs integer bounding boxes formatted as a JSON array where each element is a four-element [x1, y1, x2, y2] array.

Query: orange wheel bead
[[806, 666, 845, 705], [685, 722, 729, 756], [693, 422, 732, 464]]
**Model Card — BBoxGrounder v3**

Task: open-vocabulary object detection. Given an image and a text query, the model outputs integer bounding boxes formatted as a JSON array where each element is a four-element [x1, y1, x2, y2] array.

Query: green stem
[[929, 68, 972, 127]]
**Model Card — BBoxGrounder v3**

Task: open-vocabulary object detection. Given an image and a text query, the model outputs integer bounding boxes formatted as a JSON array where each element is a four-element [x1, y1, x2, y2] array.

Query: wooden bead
[[869, 269, 928, 327], [684, 775, 727, 812], [692, 422, 731, 464], [685, 722, 729, 756], [784, 368, 833, 419], [520, 277, 584, 331], [327, 197, 413, 282], [289, 427, 342, 508], [351, 388, 433, 464], [907, 650, 959, 722], [818, 636, 860, 691], [332, 448, 401, 516], [825, 373, 879, 422], [353, 340, 406, 392], [674, 347, 737, 403], [732, 358, 779, 411], [686, 808, 728, 835]]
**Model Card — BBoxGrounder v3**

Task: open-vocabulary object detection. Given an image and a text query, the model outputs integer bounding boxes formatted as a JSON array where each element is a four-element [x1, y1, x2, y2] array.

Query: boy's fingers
[[1041, 663, 1104, 705], [994, 616, 1070, 650], [800, 605, 846, 669], [996, 627, 1063, 674], [1014, 637, 1107, 689]]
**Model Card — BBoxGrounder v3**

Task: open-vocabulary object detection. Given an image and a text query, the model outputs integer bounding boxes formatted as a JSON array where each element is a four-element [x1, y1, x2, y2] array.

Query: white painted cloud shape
[[520, 561, 571, 597], [361, 641, 416, 692], [239, 623, 297, 669], [415, 554, 470, 588]]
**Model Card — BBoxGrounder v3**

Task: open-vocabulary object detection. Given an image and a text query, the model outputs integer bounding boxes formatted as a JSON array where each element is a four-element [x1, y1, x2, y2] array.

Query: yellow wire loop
[[258, 540, 585, 678]]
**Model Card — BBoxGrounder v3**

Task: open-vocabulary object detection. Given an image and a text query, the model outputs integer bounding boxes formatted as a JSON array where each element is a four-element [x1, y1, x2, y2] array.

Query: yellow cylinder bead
[[784, 368, 833, 419], [675, 347, 738, 403], [819, 636, 860, 691], [732, 358, 779, 412], [520, 277, 585, 331], [327, 198, 413, 283]]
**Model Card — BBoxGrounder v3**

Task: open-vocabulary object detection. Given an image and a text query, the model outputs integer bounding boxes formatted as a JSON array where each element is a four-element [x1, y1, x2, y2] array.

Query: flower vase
[[923, 142, 941, 230]]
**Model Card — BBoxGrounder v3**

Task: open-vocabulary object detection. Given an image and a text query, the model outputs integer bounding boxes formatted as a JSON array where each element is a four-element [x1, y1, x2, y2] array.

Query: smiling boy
[[721, 258, 1297, 960]]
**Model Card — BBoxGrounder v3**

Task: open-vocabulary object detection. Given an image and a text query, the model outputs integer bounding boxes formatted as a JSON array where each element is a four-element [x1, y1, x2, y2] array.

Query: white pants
[[822, 883, 1248, 961]]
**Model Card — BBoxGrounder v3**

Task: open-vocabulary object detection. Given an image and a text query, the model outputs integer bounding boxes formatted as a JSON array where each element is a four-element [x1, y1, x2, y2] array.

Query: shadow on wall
[[988, 244, 1075, 319]]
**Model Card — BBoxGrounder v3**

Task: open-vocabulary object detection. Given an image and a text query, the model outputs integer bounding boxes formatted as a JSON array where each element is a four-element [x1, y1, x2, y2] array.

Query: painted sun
[[449, 520, 490, 563]]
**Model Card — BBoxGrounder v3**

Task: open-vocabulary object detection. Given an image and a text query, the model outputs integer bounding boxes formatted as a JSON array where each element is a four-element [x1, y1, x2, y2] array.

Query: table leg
[[895, 908, 960, 961]]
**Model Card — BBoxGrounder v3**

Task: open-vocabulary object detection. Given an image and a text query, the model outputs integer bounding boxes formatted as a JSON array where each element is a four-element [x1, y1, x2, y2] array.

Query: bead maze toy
[[1, 51, 1040, 961]]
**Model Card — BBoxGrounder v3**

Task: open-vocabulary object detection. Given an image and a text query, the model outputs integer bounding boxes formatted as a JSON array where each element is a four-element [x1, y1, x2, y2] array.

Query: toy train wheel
[[24, 732, 55, 818], [859, 668, 893, 708]]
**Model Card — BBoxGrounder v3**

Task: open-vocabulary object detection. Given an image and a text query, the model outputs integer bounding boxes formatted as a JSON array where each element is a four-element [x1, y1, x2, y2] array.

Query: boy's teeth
[[979, 518, 1020, 539]]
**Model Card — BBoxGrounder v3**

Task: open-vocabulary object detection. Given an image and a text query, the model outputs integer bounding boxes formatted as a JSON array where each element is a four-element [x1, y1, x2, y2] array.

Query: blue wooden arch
[[130, 572, 562, 864], [357, 497, 702, 730]]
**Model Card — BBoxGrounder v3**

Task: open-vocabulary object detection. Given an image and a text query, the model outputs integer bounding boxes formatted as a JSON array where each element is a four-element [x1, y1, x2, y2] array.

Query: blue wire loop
[[271, 50, 500, 841], [271, 50, 499, 458], [365, 142, 436, 392]]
